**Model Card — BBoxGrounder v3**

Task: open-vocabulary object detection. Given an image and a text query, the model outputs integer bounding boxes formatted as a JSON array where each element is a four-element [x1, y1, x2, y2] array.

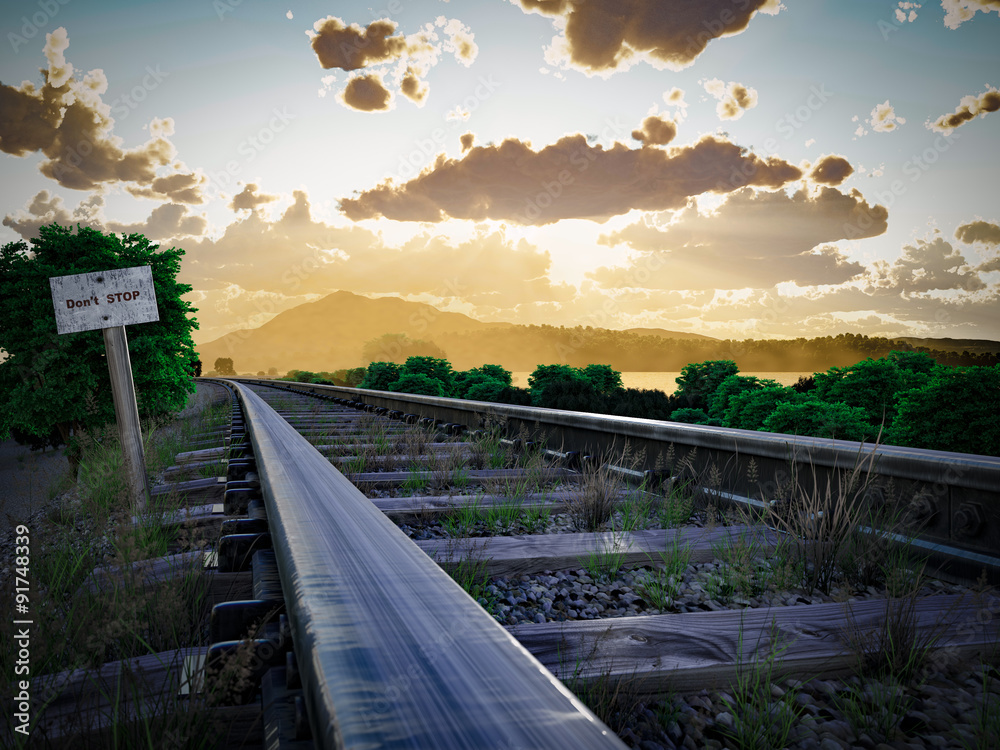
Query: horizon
[[2, 1, 999, 346]]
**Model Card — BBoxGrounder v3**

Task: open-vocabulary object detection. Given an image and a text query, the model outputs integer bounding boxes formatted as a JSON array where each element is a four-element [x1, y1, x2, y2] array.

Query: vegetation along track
[[12, 378, 1000, 749]]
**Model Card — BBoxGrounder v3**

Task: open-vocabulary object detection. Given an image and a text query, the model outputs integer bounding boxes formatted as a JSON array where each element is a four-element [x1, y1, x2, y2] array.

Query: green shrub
[[673, 360, 739, 411], [360, 361, 401, 390], [888, 365, 1000, 455], [388, 373, 444, 396], [670, 408, 722, 426], [708, 374, 780, 420], [813, 353, 935, 428], [400, 356, 454, 396], [724, 386, 799, 430], [762, 399, 874, 442]]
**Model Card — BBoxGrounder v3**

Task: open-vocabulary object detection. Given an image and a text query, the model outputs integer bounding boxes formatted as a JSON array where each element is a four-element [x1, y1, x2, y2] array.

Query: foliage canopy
[[0, 225, 198, 446]]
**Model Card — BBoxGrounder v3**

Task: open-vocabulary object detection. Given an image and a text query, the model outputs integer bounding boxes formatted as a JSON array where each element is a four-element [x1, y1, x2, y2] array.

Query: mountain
[[195, 291, 715, 373]]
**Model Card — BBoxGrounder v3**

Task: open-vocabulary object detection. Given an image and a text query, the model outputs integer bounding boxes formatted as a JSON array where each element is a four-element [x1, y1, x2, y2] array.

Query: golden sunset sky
[[2, 0, 998, 344]]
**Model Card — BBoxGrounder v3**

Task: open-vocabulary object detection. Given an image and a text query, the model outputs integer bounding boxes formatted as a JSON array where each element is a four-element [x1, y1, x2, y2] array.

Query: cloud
[[809, 155, 854, 186], [895, 2, 921, 23], [340, 73, 393, 111], [308, 17, 410, 70], [307, 16, 477, 108], [3, 190, 206, 240], [514, 0, 784, 75], [631, 115, 677, 146], [400, 68, 430, 104], [869, 100, 906, 132], [956, 220, 1000, 245], [927, 86, 1000, 132], [439, 17, 479, 65], [591, 186, 882, 290], [340, 134, 804, 225], [0, 29, 205, 202], [230, 183, 280, 212], [460, 132, 475, 152], [703, 79, 759, 120], [941, 0, 1000, 29], [872, 234, 986, 292]]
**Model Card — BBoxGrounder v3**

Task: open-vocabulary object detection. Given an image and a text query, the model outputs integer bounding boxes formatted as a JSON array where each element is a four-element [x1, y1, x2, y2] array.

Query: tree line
[[291, 353, 998, 457]]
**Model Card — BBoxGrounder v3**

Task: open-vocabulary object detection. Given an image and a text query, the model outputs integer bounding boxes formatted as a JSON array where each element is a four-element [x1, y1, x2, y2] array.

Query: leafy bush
[[708, 374, 780, 420], [401, 356, 454, 396], [579, 364, 624, 394], [360, 361, 401, 390], [674, 360, 739, 411], [888, 365, 1000, 455], [813, 353, 934, 428], [527, 364, 588, 405], [454, 364, 512, 398], [465, 379, 510, 402], [606, 388, 677, 421], [724, 386, 800, 431], [388, 373, 444, 397], [536, 378, 607, 412], [762, 399, 874, 442], [491, 386, 532, 406], [670, 408, 722, 426]]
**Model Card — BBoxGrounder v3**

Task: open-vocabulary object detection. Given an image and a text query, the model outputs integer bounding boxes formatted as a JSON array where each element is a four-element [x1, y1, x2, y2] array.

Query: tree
[[670, 408, 722, 426], [724, 386, 799, 431], [888, 365, 1000, 456], [579, 364, 624, 394], [400, 356, 454, 396], [388, 373, 444, 397], [762, 399, 874, 442], [813, 354, 933, 428], [192, 359, 202, 377], [360, 361, 400, 390], [214, 357, 235, 376], [267, 367, 278, 377], [0, 225, 197, 452], [527, 364, 587, 406], [674, 360, 739, 411], [708, 374, 780, 420]]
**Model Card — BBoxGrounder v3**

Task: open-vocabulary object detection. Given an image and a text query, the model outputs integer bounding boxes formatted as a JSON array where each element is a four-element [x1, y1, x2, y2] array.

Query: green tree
[[579, 364, 624, 394], [674, 360, 739, 411], [389, 373, 444, 397], [360, 361, 400, 390], [670, 408, 722, 426], [527, 364, 586, 406], [214, 357, 235, 376], [813, 354, 933, 428], [762, 399, 874, 442], [724, 386, 799, 431], [401, 356, 454, 396], [708, 374, 780, 420], [453, 364, 511, 399], [0, 225, 197, 452], [888, 365, 1000, 455]]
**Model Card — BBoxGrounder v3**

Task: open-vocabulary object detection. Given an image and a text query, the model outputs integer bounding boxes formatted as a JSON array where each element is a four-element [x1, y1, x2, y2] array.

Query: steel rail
[[233, 379, 1000, 560], [229, 381, 627, 749]]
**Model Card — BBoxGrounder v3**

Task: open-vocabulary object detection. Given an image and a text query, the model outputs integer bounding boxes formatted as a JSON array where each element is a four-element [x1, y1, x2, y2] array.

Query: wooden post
[[102, 325, 150, 510]]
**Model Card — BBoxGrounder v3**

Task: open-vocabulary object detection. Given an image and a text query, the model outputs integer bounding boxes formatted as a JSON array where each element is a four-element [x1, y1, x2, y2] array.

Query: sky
[[1, 0, 999, 346]]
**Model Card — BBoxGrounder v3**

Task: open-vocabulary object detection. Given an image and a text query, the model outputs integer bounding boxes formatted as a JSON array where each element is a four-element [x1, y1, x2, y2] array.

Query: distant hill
[[196, 291, 717, 373], [623, 327, 715, 342], [894, 337, 1000, 355]]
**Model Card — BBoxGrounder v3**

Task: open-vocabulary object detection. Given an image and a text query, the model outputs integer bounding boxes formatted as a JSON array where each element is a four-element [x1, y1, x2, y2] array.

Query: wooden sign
[[49, 266, 159, 335], [49, 266, 158, 511]]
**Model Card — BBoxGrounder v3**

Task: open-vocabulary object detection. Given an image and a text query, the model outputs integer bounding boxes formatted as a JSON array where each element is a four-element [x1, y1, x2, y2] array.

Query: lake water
[[509, 371, 813, 393]]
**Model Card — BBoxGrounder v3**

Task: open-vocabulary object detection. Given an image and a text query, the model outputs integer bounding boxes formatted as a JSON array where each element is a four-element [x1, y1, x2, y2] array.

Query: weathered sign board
[[49, 266, 159, 334], [49, 266, 160, 510]]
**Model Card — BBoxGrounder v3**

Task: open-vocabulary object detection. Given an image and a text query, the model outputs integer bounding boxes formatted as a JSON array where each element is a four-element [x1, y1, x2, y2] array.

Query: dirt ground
[[0, 437, 71, 533]]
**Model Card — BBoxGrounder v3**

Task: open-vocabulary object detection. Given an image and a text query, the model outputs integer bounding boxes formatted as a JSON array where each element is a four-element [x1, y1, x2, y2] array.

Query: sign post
[[49, 266, 160, 512]]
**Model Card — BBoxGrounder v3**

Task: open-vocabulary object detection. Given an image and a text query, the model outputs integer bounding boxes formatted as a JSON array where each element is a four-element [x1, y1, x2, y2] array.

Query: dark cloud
[[631, 115, 677, 146], [956, 220, 1000, 245], [0, 29, 205, 202], [308, 17, 409, 70], [340, 134, 803, 225], [809, 155, 854, 186], [230, 183, 280, 212], [927, 86, 1000, 132], [460, 133, 476, 152], [516, 0, 783, 74], [341, 73, 392, 111], [592, 186, 882, 290]]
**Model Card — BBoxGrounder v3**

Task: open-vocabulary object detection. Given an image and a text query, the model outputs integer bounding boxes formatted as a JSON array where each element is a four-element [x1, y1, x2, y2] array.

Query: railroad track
[[20, 378, 1000, 748]]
